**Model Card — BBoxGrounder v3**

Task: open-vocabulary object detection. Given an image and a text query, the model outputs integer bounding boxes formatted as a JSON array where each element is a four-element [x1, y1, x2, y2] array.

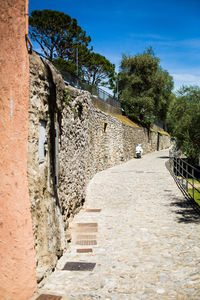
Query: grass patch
[[188, 178, 200, 184], [102, 111, 170, 133], [177, 177, 200, 205], [150, 128, 169, 136], [177, 177, 200, 186], [157, 130, 170, 136], [107, 113, 140, 128], [188, 188, 200, 206]]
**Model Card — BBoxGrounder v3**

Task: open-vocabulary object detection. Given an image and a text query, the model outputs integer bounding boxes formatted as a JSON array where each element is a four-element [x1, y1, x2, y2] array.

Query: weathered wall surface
[[28, 53, 66, 283], [29, 53, 171, 283], [0, 1, 37, 299]]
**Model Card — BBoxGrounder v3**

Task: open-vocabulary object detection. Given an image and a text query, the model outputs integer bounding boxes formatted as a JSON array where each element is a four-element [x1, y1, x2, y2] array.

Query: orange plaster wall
[[0, 0, 37, 299]]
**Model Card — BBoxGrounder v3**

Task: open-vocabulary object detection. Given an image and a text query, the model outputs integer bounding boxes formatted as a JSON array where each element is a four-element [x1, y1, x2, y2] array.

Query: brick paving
[[31, 149, 200, 300]]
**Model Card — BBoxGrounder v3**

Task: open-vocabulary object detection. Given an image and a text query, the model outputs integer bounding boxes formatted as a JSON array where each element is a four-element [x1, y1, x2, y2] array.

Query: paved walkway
[[32, 149, 200, 300]]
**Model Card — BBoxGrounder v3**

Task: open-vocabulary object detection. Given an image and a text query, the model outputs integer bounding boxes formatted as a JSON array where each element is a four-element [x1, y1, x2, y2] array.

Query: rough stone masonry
[[28, 52, 171, 284]]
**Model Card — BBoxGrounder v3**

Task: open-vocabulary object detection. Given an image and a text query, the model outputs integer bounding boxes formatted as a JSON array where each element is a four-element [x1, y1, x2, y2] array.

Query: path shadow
[[157, 156, 169, 159], [165, 161, 200, 224], [170, 196, 200, 224]]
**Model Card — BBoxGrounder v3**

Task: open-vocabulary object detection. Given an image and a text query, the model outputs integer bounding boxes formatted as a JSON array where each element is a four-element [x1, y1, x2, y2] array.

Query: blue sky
[[29, 0, 200, 91]]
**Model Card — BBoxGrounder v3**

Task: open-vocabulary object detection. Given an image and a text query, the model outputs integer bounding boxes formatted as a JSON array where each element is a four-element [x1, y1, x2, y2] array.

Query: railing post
[[192, 167, 194, 199], [181, 159, 183, 182], [186, 163, 188, 192], [174, 157, 176, 175]]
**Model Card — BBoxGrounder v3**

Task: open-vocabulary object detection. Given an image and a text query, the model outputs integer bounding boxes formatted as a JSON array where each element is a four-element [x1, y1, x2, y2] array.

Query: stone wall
[[28, 53, 171, 283], [28, 53, 66, 283]]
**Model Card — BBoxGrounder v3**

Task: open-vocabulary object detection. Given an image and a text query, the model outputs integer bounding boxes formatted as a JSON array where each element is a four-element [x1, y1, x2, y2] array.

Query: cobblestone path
[[32, 149, 200, 300]]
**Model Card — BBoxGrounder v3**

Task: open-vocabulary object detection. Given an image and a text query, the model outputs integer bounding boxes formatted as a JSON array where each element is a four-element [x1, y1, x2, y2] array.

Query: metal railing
[[169, 150, 200, 202], [59, 69, 121, 109], [33, 50, 121, 109]]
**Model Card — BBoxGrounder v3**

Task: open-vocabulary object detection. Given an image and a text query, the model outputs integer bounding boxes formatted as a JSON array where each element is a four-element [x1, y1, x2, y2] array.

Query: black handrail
[[169, 150, 200, 201]]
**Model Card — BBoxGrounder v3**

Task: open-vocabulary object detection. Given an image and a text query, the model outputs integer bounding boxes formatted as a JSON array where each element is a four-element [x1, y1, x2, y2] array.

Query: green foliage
[[167, 85, 200, 161], [73, 107, 78, 118], [53, 52, 115, 89], [63, 88, 70, 106], [29, 10, 115, 89], [153, 67, 175, 123], [54, 46, 92, 78], [118, 47, 174, 128], [82, 52, 115, 88], [188, 188, 200, 206], [53, 57, 77, 77], [29, 9, 91, 61]]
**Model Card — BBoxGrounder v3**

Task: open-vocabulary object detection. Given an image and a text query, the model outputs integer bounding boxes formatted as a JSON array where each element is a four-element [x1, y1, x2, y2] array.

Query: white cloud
[[178, 39, 200, 49], [172, 73, 200, 91], [129, 33, 170, 40]]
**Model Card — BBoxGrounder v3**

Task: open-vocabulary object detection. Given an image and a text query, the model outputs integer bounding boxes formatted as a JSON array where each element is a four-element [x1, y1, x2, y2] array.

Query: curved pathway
[[32, 149, 200, 300]]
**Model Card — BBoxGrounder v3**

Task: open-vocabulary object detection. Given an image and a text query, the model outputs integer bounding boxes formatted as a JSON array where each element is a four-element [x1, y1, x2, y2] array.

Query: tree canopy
[[118, 48, 174, 127], [82, 52, 115, 88], [53, 51, 115, 89], [167, 85, 200, 162], [29, 10, 115, 89], [29, 9, 91, 61]]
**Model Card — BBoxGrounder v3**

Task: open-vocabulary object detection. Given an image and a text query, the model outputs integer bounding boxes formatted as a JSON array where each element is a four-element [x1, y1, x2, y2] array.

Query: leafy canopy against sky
[[29, 0, 200, 91]]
